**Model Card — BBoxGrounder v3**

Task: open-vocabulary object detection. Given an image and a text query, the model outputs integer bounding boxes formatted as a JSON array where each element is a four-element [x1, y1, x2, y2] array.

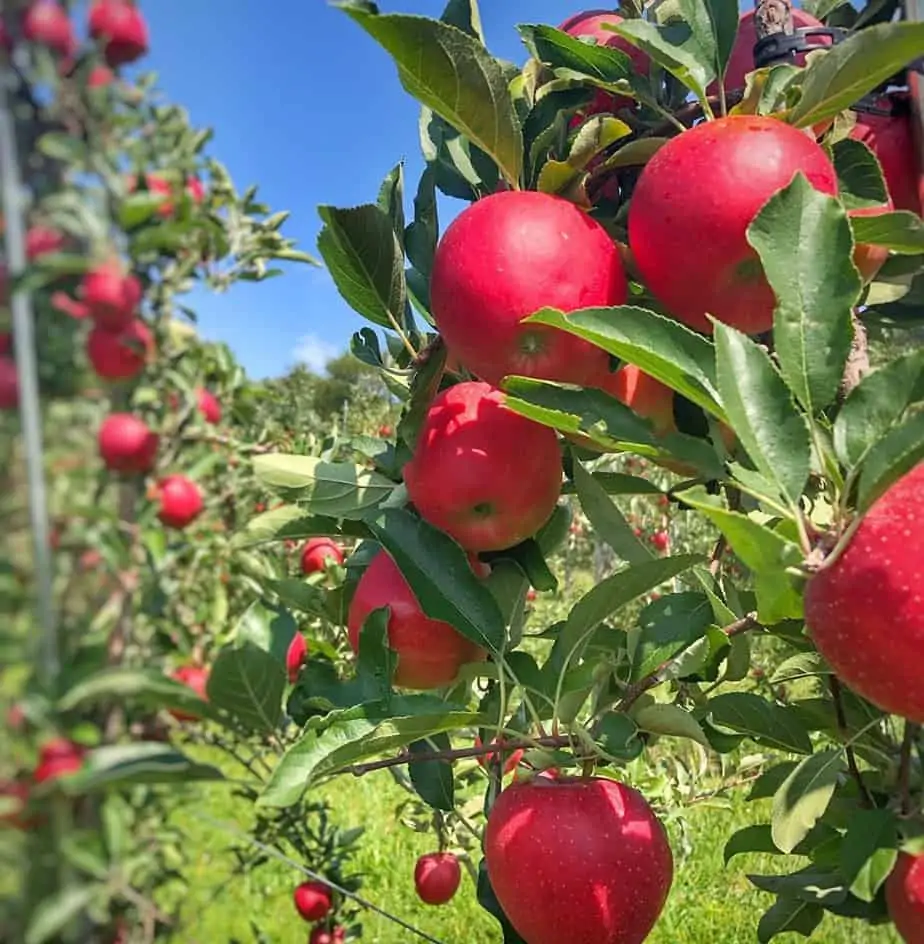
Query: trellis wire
[[0, 52, 58, 686]]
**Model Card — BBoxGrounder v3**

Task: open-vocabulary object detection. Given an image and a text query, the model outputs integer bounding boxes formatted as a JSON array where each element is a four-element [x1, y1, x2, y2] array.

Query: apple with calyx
[[347, 550, 486, 689], [293, 881, 332, 922], [86, 319, 153, 380], [485, 774, 673, 944], [430, 190, 627, 387], [414, 852, 461, 905], [98, 413, 159, 474], [628, 115, 838, 334], [153, 475, 203, 529], [301, 537, 344, 575], [886, 852, 924, 944], [805, 463, 924, 722], [404, 381, 562, 552], [559, 10, 649, 116], [88, 0, 148, 67]]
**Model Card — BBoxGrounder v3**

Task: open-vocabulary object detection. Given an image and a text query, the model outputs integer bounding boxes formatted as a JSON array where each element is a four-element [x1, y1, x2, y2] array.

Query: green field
[[165, 767, 900, 944]]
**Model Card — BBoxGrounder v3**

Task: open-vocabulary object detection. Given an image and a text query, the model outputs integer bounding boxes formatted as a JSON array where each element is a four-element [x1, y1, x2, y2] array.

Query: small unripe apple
[[301, 537, 344, 575], [86, 319, 153, 380], [98, 413, 159, 474], [0, 357, 18, 410], [286, 633, 308, 684], [805, 463, 924, 722], [414, 852, 461, 905], [886, 852, 924, 943], [293, 881, 332, 922], [153, 475, 203, 529], [168, 665, 209, 721], [404, 381, 563, 552], [88, 0, 148, 67], [23, 1, 75, 56], [25, 225, 64, 261], [629, 115, 838, 334], [347, 550, 486, 689], [33, 737, 85, 784], [431, 191, 627, 387], [485, 775, 673, 944], [82, 261, 142, 330]]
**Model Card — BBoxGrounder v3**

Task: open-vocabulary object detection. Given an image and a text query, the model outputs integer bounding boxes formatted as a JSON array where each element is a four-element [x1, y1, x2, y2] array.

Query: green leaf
[[355, 607, 397, 699], [251, 456, 395, 519], [757, 897, 824, 942], [266, 579, 328, 620], [833, 350, 924, 468], [338, 4, 523, 186], [207, 642, 286, 732], [856, 410, 924, 511], [518, 23, 637, 85], [378, 162, 406, 244], [36, 132, 88, 164], [840, 809, 898, 902], [557, 555, 703, 666], [316, 204, 407, 331], [831, 138, 888, 210], [630, 592, 714, 682], [562, 471, 665, 497], [573, 460, 652, 564], [709, 692, 813, 754], [634, 702, 709, 747], [596, 712, 643, 761], [59, 743, 223, 793], [485, 559, 530, 647], [57, 667, 216, 720], [771, 749, 846, 854], [234, 600, 298, 668], [26, 885, 99, 944], [366, 508, 505, 654], [748, 174, 859, 415], [702, 0, 739, 79], [724, 823, 779, 864], [605, 17, 714, 104], [409, 733, 455, 810], [441, 0, 484, 40], [118, 192, 169, 229], [785, 21, 924, 129], [714, 323, 811, 507], [405, 165, 439, 277], [258, 697, 486, 806], [397, 336, 447, 450], [233, 505, 365, 549], [851, 210, 924, 255], [537, 116, 631, 195], [524, 306, 724, 418]]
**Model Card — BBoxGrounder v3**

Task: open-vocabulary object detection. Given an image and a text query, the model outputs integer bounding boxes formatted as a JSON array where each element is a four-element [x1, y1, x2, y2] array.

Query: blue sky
[[137, 1, 595, 379]]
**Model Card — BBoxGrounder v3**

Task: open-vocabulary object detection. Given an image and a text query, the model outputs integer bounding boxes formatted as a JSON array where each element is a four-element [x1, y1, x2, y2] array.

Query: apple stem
[[898, 722, 920, 816], [829, 676, 875, 809]]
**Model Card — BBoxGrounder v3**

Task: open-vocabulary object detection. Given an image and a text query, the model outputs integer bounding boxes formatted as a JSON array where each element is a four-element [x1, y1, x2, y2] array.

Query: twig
[[708, 535, 727, 577], [617, 613, 761, 712], [829, 676, 875, 808], [898, 722, 919, 816], [840, 311, 870, 400]]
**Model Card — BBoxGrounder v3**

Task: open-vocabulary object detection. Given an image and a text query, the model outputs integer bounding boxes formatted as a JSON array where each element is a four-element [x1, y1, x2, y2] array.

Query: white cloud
[[292, 333, 339, 374]]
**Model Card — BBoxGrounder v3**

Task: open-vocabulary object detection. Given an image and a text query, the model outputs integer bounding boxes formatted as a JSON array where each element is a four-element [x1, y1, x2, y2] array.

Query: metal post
[[0, 67, 59, 687]]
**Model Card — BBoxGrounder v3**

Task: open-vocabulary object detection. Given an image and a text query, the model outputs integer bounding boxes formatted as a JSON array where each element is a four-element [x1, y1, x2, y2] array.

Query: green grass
[[164, 767, 899, 944]]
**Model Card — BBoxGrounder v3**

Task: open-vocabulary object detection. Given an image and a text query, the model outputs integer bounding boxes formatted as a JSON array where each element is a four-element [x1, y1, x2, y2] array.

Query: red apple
[[87, 64, 114, 87], [602, 363, 676, 436], [25, 225, 64, 260], [33, 738, 85, 784], [86, 319, 153, 380], [88, 0, 148, 67], [98, 413, 159, 474], [651, 530, 670, 552], [0, 333, 10, 356], [168, 665, 209, 721], [195, 388, 221, 424], [628, 115, 838, 334], [153, 475, 203, 529], [806, 463, 924, 721], [293, 881, 332, 922], [718, 9, 829, 95], [475, 736, 524, 775], [851, 200, 893, 283], [22, 1, 75, 56], [886, 852, 924, 944], [485, 775, 673, 944], [526, 588, 537, 602], [560, 10, 649, 115], [0, 357, 18, 410], [301, 537, 344, 575], [309, 929, 345, 944], [82, 261, 142, 330], [378, 424, 393, 437], [347, 550, 486, 689], [404, 381, 562, 552], [850, 97, 922, 216], [145, 173, 205, 218], [286, 633, 308, 684], [0, 779, 34, 830], [430, 190, 627, 387], [415, 852, 461, 905]]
